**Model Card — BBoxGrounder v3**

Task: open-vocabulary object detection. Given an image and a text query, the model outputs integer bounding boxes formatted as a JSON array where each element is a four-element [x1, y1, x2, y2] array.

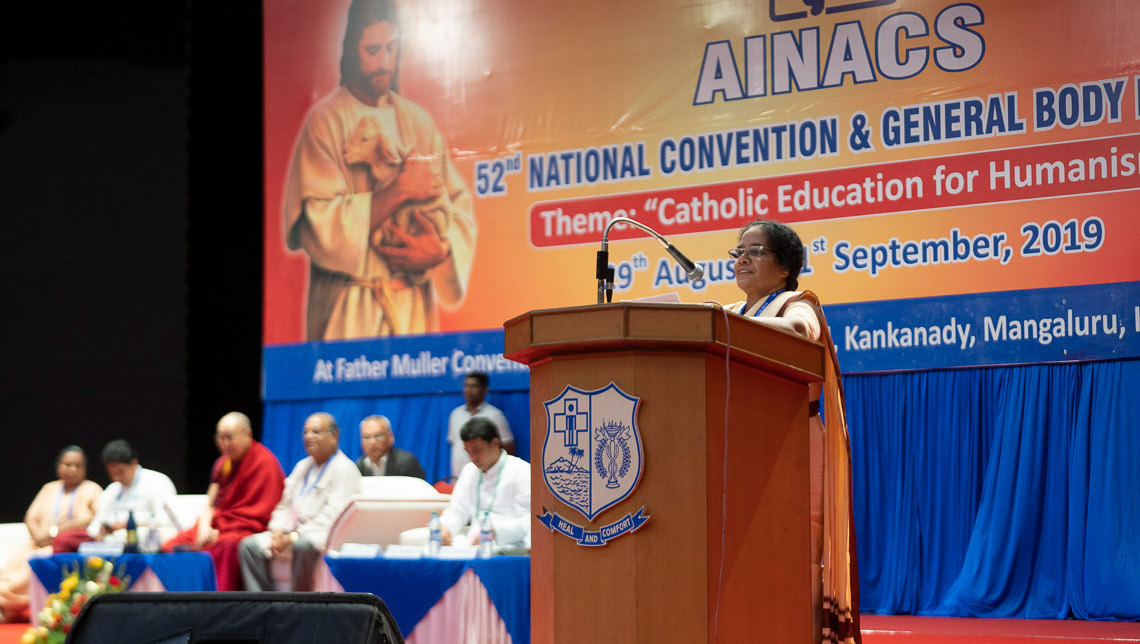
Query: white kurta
[[86, 467, 177, 538], [265, 450, 362, 550], [440, 451, 530, 548]]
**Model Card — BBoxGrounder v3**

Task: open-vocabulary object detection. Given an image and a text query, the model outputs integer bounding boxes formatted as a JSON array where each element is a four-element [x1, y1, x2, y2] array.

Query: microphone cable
[[712, 302, 732, 644]]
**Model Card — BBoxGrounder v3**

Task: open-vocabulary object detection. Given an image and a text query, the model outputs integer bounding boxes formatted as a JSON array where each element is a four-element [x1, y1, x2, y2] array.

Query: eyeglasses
[[215, 432, 239, 442], [302, 428, 331, 437], [728, 245, 769, 260]]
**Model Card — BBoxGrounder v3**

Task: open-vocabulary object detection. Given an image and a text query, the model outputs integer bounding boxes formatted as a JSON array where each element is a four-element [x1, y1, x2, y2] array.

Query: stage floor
[[861, 614, 1140, 644], [3, 615, 1138, 643]]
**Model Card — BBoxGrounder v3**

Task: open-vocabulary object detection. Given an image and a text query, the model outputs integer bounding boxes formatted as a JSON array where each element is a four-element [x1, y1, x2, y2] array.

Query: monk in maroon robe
[[164, 412, 285, 590]]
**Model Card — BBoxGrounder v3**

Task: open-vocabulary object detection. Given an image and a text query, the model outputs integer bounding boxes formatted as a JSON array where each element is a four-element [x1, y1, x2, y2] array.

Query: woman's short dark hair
[[459, 417, 500, 443], [56, 445, 85, 468], [101, 439, 136, 465], [738, 219, 805, 290]]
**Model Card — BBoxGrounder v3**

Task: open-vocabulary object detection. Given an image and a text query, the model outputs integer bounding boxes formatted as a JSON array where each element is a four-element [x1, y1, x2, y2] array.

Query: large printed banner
[[264, 0, 1140, 394]]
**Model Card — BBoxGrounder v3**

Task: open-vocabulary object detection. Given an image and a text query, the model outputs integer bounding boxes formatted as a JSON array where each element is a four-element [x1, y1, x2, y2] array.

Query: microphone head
[[687, 264, 705, 281], [596, 249, 610, 281]]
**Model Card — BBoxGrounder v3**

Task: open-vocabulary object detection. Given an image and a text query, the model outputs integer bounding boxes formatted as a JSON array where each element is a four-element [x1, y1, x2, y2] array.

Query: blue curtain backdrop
[[262, 390, 530, 485], [846, 359, 1140, 620]]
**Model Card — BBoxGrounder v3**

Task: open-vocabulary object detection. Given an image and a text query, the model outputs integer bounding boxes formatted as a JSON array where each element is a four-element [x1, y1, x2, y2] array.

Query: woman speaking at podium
[[725, 219, 862, 644]]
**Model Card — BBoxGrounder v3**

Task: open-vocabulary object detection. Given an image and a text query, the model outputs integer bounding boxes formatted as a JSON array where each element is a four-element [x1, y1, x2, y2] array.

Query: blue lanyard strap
[[55, 485, 77, 522], [739, 289, 785, 317], [300, 458, 332, 498]]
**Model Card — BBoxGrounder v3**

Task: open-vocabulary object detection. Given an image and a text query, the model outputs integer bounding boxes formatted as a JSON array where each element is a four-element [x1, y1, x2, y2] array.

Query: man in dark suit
[[355, 415, 426, 479]]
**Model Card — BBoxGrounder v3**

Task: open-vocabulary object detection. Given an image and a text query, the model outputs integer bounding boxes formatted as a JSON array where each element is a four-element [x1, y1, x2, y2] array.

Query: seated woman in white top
[[0, 446, 102, 622]]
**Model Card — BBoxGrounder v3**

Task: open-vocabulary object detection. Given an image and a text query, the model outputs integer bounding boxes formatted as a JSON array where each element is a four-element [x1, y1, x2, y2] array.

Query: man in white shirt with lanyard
[[239, 412, 361, 591], [439, 417, 530, 551], [86, 439, 176, 543], [447, 371, 515, 478]]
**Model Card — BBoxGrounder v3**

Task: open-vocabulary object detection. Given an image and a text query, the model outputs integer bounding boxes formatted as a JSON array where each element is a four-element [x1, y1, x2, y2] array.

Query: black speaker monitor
[[64, 592, 404, 644]]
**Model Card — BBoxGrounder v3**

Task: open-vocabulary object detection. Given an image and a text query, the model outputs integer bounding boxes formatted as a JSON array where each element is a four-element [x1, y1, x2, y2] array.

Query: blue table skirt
[[30, 552, 218, 593], [325, 555, 529, 644]]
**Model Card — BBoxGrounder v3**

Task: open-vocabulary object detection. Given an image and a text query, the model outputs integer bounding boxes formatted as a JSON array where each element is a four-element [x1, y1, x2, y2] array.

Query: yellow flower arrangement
[[21, 556, 129, 644]]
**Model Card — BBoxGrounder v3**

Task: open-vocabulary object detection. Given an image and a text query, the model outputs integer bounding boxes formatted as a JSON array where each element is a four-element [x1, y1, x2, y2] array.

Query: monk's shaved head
[[216, 411, 254, 461]]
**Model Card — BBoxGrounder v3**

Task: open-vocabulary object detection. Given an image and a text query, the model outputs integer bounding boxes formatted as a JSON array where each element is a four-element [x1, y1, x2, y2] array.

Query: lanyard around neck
[[55, 485, 77, 522], [740, 289, 785, 318], [300, 458, 332, 498], [116, 469, 141, 501], [475, 453, 506, 516]]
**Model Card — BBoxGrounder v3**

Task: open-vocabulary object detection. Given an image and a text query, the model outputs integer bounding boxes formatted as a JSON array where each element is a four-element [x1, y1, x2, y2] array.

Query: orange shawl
[[788, 291, 862, 644]]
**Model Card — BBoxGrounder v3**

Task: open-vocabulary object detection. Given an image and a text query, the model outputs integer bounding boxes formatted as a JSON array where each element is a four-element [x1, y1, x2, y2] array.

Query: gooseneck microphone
[[596, 216, 705, 304]]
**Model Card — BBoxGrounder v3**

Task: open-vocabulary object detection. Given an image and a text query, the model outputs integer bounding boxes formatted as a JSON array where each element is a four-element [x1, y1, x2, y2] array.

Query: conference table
[[325, 554, 530, 644], [28, 552, 217, 611]]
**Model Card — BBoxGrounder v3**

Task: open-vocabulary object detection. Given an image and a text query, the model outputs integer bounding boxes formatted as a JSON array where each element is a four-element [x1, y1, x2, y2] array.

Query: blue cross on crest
[[553, 397, 589, 447]]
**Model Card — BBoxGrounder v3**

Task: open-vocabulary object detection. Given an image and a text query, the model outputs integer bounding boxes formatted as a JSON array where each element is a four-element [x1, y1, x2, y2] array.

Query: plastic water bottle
[[478, 511, 494, 559], [124, 510, 139, 553], [427, 511, 442, 556], [144, 512, 162, 553]]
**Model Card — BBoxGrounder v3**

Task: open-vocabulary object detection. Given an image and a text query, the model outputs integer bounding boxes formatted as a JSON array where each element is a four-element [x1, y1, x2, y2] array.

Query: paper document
[[622, 292, 682, 303], [382, 544, 424, 559], [331, 543, 381, 558]]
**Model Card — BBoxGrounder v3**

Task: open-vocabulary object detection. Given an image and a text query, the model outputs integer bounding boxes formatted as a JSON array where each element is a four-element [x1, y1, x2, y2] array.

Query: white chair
[[326, 499, 450, 552], [0, 522, 31, 564], [398, 526, 429, 546], [162, 494, 210, 533], [358, 475, 443, 500], [325, 477, 450, 553], [157, 493, 209, 546]]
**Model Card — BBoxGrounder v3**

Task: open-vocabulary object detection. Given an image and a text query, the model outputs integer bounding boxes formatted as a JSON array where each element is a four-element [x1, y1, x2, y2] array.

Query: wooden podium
[[505, 302, 825, 644]]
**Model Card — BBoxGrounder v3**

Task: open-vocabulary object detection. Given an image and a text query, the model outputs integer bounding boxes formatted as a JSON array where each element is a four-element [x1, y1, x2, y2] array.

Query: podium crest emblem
[[541, 382, 644, 521]]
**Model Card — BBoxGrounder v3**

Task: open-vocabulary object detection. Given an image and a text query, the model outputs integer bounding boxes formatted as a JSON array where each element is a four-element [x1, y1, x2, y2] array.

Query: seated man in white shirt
[[238, 412, 361, 591], [86, 439, 177, 546], [439, 417, 530, 552]]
